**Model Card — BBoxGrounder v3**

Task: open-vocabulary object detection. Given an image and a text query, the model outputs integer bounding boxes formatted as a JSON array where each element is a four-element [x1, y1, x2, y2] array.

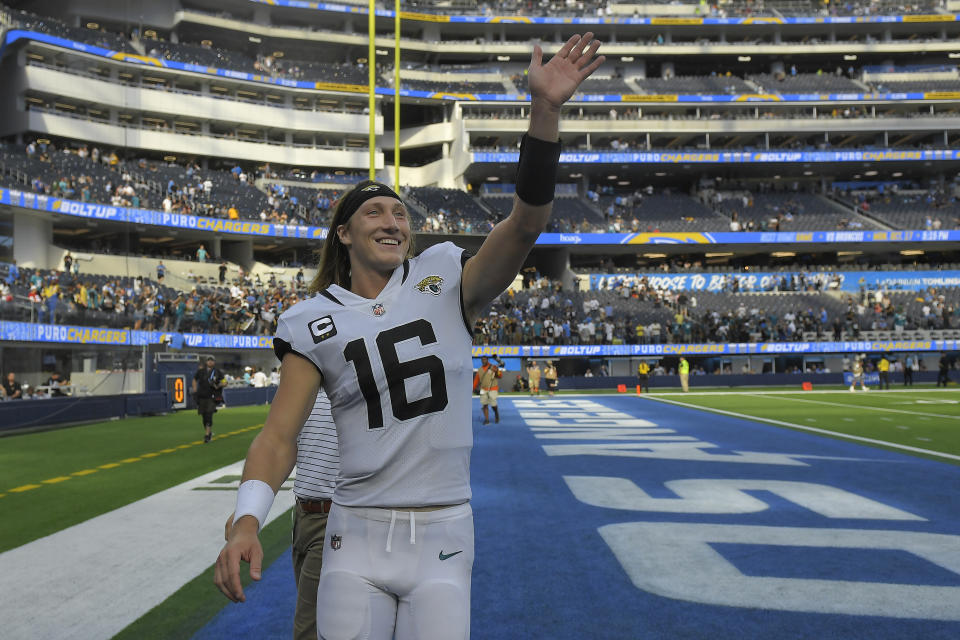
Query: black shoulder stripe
[[320, 289, 343, 306], [459, 249, 474, 338], [401, 259, 410, 284], [274, 338, 323, 377]]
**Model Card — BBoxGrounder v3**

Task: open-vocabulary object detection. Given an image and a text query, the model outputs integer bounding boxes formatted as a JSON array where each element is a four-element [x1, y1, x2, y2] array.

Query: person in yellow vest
[[543, 361, 559, 396], [637, 360, 650, 394], [678, 357, 690, 392], [527, 360, 542, 396], [878, 355, 890, 390]]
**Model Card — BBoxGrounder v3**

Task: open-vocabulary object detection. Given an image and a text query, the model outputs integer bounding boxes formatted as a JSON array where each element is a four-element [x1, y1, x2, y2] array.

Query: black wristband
[[515, 133, 561, 206]]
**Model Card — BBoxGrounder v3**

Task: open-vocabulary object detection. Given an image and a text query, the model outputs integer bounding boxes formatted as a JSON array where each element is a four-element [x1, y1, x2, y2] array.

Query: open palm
[[527, 32, 605, 110]]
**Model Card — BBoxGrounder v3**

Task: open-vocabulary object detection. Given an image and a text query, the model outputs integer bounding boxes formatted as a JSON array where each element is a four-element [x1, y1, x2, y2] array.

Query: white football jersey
[[276, 242, 473, 508]]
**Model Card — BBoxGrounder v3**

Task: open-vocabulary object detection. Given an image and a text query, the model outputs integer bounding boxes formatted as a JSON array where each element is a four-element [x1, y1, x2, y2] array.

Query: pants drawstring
[[409, 511, 416, 545], [386, 510, 397, 553]]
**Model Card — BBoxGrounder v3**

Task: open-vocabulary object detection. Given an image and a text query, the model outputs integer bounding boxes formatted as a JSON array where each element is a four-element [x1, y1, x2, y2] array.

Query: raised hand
[[527, 33, 605, 111]]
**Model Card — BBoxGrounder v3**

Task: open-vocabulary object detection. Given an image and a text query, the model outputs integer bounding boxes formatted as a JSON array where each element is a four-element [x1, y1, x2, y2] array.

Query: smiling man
[[216, 32, 605, 640]]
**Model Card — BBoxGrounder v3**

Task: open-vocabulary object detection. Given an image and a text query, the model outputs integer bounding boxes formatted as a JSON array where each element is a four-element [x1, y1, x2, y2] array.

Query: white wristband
[[234, 479, 275, 532]]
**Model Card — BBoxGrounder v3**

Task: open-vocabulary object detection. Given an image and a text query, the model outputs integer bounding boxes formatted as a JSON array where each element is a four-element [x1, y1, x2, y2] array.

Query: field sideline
[[1, 387, 958, 638]]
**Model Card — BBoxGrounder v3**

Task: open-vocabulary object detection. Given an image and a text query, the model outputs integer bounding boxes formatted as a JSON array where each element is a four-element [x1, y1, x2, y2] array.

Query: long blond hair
[[308, 180, 416, 294]]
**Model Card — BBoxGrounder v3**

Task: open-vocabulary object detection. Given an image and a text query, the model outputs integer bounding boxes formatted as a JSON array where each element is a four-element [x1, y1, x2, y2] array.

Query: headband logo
[[361, 185, 381, 192]]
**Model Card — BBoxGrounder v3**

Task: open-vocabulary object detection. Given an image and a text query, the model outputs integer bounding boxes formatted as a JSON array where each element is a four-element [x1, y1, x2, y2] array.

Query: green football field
[[640, 387, 960, 463]]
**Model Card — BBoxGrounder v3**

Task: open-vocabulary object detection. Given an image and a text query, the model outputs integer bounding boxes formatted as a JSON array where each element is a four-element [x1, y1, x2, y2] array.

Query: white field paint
[[0, 461, 296, 640]]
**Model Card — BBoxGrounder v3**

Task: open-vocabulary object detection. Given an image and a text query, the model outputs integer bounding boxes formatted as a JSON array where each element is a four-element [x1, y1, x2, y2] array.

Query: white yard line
[[641, 395, 960, 463], [748, 393, 960, 421], [0, 461, 296, 640]]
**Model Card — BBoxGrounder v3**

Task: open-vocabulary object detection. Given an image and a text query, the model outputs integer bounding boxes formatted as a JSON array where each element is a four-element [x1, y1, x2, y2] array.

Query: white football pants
[[316, 502, 473, 640]]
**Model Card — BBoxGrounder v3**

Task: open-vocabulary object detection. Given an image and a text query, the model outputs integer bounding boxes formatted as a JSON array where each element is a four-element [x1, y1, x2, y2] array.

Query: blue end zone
[[196, 395, 960, 639]]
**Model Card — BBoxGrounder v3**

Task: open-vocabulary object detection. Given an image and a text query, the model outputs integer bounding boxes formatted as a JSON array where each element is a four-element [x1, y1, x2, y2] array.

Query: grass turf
[[644, 388, 960, 462], [112, 506, 293, 640], [0, 405, 270, 552]]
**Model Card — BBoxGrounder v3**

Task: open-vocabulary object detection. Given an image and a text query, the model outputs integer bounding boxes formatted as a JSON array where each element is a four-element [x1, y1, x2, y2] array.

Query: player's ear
[[336, 222, 351, 247]]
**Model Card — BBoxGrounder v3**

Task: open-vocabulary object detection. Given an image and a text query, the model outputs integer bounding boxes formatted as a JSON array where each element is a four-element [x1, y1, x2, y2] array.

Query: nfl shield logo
[[331, 534, 342, 550], [372, 303, 385, 317]]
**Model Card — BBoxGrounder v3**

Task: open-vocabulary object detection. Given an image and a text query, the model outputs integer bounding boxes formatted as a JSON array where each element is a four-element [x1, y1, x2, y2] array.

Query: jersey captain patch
[[415, 275, 444, 296], [308, 315, 337, 343]]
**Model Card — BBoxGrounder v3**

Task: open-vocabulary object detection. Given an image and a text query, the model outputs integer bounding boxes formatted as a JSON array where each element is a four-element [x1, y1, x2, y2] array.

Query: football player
[[215, 33, 604, 640]]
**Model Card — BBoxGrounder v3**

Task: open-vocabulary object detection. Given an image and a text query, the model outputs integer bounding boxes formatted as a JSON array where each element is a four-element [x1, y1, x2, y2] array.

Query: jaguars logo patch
[[415, 275, 444, 296]]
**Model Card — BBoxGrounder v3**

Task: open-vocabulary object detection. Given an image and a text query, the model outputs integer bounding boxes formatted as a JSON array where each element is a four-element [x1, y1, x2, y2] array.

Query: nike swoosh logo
[[439, 550, 463, 561]]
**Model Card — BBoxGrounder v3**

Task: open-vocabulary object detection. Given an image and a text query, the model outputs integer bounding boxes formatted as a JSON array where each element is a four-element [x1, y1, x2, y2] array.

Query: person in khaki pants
[[223, 391, 338, 640], [679, 357, 690, 392]]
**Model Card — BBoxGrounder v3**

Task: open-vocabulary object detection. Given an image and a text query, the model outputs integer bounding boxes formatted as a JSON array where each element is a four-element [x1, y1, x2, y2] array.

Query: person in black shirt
[[193, 356, 225, 443], [45, 372, 68, 397], [219, 262, 228, 285], [3, 372, 22, 400], [937, 354, 951, 388]]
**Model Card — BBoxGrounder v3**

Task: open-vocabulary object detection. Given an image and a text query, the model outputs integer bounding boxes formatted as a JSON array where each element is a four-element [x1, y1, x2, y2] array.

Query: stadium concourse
[[1, 0, 960, 637]]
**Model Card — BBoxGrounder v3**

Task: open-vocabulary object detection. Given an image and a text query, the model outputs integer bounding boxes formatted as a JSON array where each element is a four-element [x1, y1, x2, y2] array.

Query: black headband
[[337, 181, 404, 226]]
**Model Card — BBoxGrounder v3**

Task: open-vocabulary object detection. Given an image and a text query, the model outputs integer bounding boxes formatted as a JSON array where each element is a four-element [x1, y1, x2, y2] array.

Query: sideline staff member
[[474, 355, 502, 425], [678, 357, 690, 393], [637, 360, 650, 394], [192, 355, 224, 443]]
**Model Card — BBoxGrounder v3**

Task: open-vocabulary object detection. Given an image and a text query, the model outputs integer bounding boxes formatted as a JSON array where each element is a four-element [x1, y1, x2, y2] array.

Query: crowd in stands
[[472, 275, 959, 349], [0, 141, 343, 226], [5, 3, 957, 100], [3, 253, 958, 348], [843, 187, 960, 230], [0, 259, 309, 337], [5, 140, 953, 234]]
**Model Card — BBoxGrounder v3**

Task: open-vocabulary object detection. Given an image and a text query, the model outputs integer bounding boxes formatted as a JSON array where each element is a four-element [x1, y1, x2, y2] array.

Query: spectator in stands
[[197, 244, 209, 263], [156, 260, 165, 282], [219, 261, 228, 285], [3, 372, 23, 400]]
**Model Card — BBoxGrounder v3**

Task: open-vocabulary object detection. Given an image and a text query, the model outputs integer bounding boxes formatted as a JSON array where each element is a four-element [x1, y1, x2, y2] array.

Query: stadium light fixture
[[837, 251, 862, 256], [643, 253, 667, 258], [655, 172, 667, 177], [949, 53, 960, 59], [738, 56, 751, 62], [621, 56, 634, 62], [86, 22, 99, 30], [570, 173, 582, 178], [617, 180, 630, 185], [892, 172, 903, 177], [249, 36, 262, 43], [803, 171, 813, 175], [864, 170, 878, 176], [900, 250, 925, 256], [844, 55, 857, 61], [607, 175, 617, 180], [497, 56, 510, 61], [376, 49, 389, 55], [771, 252, 796, 258], [273, 51, 284, 58], [705, 252, 734, 257], [486, 176, 500, 181]]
